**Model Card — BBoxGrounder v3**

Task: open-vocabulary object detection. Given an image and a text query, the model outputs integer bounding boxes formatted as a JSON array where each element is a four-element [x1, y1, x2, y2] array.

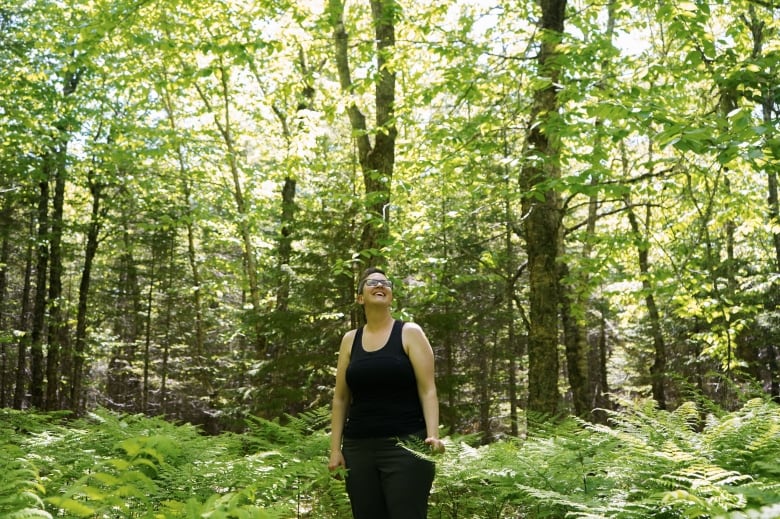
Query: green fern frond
[[0, 443, 48, 518], [4, 508, 54, 519], [515, 483, 624, 518], [282, 406, 331, 434], [243, 415, 303, 454], [44, 496, 95, 517], [396, 434, 435, 462], [703, 399, 780, 480], [719, 503, 780, 518]]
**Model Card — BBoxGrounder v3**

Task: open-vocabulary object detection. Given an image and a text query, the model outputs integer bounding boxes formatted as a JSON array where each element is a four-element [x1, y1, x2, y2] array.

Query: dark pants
[[342, 432, 435, 519]]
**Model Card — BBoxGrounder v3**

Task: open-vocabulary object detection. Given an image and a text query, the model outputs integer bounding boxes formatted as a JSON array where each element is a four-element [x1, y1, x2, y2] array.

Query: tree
[[521, 0, 567, 419], [71, 163, 107, 414], [328, 0, 398, 270]]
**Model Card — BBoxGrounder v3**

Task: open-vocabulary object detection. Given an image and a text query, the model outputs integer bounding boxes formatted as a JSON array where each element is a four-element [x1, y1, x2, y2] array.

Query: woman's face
[[359, 273, 393, 305]]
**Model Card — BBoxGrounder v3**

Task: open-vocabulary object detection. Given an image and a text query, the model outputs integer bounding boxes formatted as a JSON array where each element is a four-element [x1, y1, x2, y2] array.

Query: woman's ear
[[356, 294, 364, 305]]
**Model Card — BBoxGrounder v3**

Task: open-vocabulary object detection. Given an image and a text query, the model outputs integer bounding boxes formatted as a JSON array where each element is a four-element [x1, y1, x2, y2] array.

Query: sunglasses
[[363, 278, 394, 289]]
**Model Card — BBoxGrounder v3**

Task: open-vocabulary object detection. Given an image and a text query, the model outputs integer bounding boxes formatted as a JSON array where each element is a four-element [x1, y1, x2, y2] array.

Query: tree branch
[[328, 0, 371, 163]]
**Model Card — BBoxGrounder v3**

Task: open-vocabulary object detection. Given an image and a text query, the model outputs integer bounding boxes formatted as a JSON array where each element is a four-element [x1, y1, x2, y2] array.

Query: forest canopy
[[0, 0, 779, 440]]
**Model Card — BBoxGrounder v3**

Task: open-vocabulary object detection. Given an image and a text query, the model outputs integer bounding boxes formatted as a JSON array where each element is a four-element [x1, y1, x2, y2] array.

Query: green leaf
[[45, 497, 95, 517]]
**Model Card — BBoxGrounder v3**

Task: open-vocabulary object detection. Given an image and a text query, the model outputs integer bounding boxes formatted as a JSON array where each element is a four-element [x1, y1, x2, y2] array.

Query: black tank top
[[343, 320, 426, 439]]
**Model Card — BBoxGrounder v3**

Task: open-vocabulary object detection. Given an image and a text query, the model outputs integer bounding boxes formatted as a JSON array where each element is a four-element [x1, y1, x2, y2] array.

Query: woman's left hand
[[425, 437, 445, 454]]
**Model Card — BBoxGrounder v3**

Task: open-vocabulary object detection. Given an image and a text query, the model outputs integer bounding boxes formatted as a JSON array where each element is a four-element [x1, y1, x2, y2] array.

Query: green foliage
[[2, 0, 780, 492], [0, 410, 70, 519], [0, 407, 349, 518], [3, 401, 780, 518], [428, 398, 780, 518], [0, 442, 50, 519]]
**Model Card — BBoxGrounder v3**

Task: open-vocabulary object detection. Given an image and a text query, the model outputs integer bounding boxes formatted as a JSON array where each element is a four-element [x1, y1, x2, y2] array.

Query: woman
[[328, 267, 445, 519]]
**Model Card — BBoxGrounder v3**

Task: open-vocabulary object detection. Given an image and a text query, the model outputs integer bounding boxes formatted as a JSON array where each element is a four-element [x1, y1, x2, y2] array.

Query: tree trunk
[[769, 166, 780, 274], [0, 195, 12, 407], [276, 177, 296, 313], [46, 142, 67, 410], [160, 235, 176, 415], [142, 242, 156, 415], [586, 207, 611, 422], [71, 170, 104, 414], [329, 0, 397, 266], [507, 312, 520, 435], [46, 68, 81, 410], [184, 215, 205, 359], [591, 305, 612, 424], [13, 214, 34, 409], [505, 197, 520, 435], [108, 222, 143, 411], [520, 0, 567, 419], [559, 262, 591, 419], [440, 328, 456, 432], [477, 335, 491, 441], [30, 165, 51, 409], [763, 110, 780, 402], [623, 193, 667, 409]]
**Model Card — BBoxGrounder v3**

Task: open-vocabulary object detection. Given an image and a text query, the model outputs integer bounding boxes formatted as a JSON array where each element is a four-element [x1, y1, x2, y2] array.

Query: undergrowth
[[429, 398, 780, 518], [0, 397, 778, 518]]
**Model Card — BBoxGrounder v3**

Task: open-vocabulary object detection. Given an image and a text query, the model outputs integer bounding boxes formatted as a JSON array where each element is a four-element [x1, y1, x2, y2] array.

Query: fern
[[428, 398, 780, 519], [705, 399, 780, 477], [5, 400, 780, 518], [241, 408, 351, 518], [720, 503, 780, 518], [0, 413, 50, 519], [0, 444, 50, 519]]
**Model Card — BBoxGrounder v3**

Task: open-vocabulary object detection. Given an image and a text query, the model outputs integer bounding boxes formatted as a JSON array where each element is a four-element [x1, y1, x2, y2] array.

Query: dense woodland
[[3, 0, 780, 517], [1, 0, 779, 441]]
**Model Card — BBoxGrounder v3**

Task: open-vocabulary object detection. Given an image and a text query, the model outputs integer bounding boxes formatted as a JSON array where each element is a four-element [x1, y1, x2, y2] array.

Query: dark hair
[[357, 267, 386, 293]]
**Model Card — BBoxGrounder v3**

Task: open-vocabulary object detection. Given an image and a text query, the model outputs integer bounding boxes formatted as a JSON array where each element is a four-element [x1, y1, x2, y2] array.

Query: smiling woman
[[328, 267, 444, 519]]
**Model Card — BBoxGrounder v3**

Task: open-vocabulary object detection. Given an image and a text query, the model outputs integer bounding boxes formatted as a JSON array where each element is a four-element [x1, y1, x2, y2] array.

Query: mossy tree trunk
[[521, 0, 567, 419]]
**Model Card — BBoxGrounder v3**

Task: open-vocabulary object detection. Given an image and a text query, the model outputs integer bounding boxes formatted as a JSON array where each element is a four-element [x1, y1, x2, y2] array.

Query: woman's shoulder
[[400, 321, 427, 347], [400, 321, 424, 334], [339, 328, 358, 352]]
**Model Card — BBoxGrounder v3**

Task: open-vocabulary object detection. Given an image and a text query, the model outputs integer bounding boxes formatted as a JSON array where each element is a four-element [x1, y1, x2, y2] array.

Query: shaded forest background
[[1, 0, 779, 440]]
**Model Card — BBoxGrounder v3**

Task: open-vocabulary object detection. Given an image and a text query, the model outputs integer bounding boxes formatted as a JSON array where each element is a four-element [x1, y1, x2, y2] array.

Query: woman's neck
[[363, 307, 394, 330]]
